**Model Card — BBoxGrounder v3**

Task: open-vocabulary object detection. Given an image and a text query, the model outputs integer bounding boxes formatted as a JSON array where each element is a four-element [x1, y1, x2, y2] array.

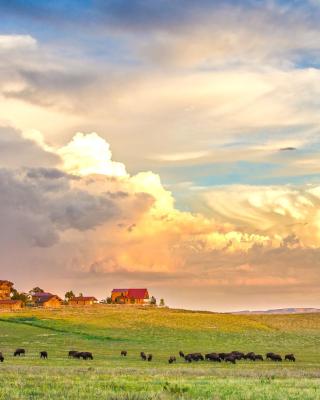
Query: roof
[[34, 293, 62, 304], [70, 296, 97, 301], [112, 289, 128, 293], [127, 289, 149, 299], [32, 292, 52, 297], [0, 300, 21, 305]]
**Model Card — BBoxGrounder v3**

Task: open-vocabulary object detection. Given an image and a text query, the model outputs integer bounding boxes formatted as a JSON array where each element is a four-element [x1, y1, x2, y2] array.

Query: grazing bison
[[184, 354, 192, 363], [14, 349, 25, 357], [168, 356, 176, 364], [188, 353, 204, 361], [140, 352, 147, 361], [231, 351, 245, 360], [254, 354, 264, 361], [0, 352, 4, 362], [285, 354, 295, 362], [266, 352, 275, 360], [225, 355, 236, 364], [147, 354, 153, 362], [121, 350, 127, 357], [244, 352, 256, 361], [205, 353, 221, 362], [68, 350, 78, 358], [40, 351, 48, 359], [80, 352, 93, 360], [218, 353, 227, 360], [179, 351, 185, 358], [268, 353, 282, 362]]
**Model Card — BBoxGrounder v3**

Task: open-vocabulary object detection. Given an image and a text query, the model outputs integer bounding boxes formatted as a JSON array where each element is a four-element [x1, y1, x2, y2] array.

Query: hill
[[231, 307, 320, 315], [0, 306, 319, 399]]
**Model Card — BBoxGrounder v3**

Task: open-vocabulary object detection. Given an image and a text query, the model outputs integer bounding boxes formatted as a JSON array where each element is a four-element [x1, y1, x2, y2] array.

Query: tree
[[150, 296, 157, 305], [159, 298, 165, 307], [11, 289, 30, 305], [78, 293, 83, 298], [65, 291, 75, 301], [29, 287, 44, 295]]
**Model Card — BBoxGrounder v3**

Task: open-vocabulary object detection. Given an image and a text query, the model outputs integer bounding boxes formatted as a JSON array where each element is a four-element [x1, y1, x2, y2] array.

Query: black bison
[[179, 351, 185, 358], [267, 353, 282, 362], [0, 352, 4, 362], [188, 353, 204, 361], [285, 354, 295, 362], [121, 350, 127, 357], [14, 349, 25, 357], [231, 351, 245, 360], [254, 354, 264, 361], [140, 352, 147, 360], [68, 350, 78, 358], [168, 356, 176, 364], [80, 352, 93, 360], [244, 352, 256, 361], [184, 354, 192, 363], [225, 355, 236, 364], [218, 353, 227, 360], [205, 353, 221, 362], [40, 351, 48, 359], [147, 354, 153, 362]]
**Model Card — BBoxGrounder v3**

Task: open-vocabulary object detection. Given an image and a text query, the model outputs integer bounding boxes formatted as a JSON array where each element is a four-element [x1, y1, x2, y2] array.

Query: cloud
[[0, 34, 37, 51]]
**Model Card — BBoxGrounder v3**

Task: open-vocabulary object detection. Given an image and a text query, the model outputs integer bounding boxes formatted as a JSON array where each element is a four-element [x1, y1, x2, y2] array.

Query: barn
[[32, 293, 62, 308], [68, 296, 97, 306], [111, 288, 149, 304], [0, 299, 23, 310]]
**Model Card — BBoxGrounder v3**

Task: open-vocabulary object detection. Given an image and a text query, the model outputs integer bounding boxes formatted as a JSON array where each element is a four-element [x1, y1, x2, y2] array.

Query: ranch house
[[32, 293, 62, 308], [0, 299, 23, 310], [68, 296, 98, 306], [0, 280, 13, 300], [111, 288, 149, 304]]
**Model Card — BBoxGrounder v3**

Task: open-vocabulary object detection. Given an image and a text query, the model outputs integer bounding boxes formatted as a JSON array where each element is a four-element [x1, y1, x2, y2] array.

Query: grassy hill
[[0, 306, 319, 399]]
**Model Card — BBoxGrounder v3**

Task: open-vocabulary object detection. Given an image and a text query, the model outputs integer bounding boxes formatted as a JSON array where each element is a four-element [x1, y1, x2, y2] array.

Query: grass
[[0, 306, 319, 399]]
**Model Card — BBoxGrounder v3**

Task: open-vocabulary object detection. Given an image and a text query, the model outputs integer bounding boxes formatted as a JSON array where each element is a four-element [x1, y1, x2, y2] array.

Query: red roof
[[127, 289, 149, 299], [71, 297, 97, 301]]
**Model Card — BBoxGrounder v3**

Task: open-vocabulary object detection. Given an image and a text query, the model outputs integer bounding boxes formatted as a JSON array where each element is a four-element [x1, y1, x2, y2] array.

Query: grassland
[[0, 306, 319, 399]]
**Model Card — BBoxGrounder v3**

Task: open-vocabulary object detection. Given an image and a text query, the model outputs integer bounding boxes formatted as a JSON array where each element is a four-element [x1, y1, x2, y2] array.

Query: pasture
[[0, 306, 319, 399]]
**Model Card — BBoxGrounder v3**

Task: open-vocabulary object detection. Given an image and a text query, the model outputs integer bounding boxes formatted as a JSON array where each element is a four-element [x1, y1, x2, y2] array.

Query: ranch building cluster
[[0, 280, 153, 310]]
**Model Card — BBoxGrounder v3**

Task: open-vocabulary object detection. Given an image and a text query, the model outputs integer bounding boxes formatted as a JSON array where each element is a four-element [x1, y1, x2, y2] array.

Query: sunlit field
[[0, 306, 319, 399]]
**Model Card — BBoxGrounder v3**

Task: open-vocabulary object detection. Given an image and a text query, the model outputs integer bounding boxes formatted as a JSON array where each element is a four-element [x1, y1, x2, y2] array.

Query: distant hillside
[[231, 307, 320, 315]]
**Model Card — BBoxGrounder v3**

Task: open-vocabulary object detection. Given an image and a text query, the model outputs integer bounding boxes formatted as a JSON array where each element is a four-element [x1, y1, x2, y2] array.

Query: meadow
[[0, 306, 319, 399]]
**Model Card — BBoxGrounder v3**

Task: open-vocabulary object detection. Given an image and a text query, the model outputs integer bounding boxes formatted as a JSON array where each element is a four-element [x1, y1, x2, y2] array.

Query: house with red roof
[[111, 288, 149, 304]]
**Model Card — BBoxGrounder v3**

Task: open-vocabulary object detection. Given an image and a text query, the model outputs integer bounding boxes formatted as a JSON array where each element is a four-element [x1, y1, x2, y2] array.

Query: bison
[[268, 353, 282, 362], [14, 349, 25, 357], [147, 354, 153, 362], [140, 352, 147, 361], [225, 355, 236, 364], [285, 354, 295, 362], [0, 353, 4, 363], [254, 354, 264, 361], [121, 350, 127, 357], [40, 351, 48, 359], [184, 354, 192, 363], [205, 353, 221, 362], [80, 352, 93, 360], [168, 356, 176, 364], [179, 351, 185, 358]]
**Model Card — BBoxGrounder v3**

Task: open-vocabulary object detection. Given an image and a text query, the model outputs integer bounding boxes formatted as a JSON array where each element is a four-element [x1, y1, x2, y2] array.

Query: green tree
[[159, 298, 165, 307], [11, 289, 30, 305], [29, 287, 44, 295], [150, 296, 157, 305], [78, 293, 83, 298], [65, 291, 75, 301]]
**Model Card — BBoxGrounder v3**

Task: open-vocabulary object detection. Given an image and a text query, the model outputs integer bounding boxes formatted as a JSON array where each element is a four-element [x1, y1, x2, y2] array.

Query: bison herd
[[0, 348, 296, 364]]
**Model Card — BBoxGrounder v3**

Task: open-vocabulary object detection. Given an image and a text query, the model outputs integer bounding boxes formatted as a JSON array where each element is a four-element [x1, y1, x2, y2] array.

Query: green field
[[0, 306, 319, 399]]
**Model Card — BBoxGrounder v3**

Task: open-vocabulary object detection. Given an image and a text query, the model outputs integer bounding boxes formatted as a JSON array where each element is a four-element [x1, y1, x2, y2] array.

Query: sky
[[0, 0, 320, 311]]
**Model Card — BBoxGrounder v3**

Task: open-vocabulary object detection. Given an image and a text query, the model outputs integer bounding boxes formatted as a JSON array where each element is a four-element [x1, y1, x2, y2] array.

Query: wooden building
[[32, 293, 62, 308], [0, 299, 23, 310], [0, 280, 13, 300], [68, 296, 97, 306], [111, 288, 149, 304]]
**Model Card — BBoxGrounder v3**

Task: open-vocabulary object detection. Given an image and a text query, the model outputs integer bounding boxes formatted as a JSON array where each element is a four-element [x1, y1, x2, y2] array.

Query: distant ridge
[[231, 308, 320, 315]]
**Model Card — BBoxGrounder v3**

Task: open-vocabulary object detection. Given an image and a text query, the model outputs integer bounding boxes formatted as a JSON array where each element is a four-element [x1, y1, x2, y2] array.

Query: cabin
[[32, 293, 62, 308], [68, 296, 97, 306], [0, 299, 23, 310], [111, 288, 149, 304], [0, 280, 13, 300]]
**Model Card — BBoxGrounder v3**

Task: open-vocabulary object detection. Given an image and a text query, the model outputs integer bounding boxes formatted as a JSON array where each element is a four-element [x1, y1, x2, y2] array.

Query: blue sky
[[1, 0, 320, 309]]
